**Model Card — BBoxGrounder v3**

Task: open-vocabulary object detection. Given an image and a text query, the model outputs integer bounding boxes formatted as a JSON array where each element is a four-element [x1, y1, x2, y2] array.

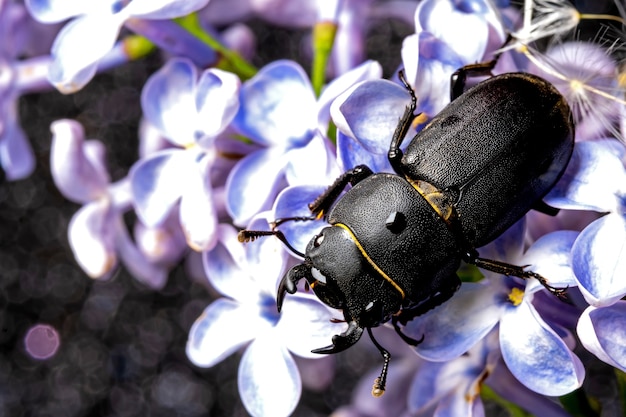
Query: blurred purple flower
[[25, 0, 210, 92], [130, 58, 240, 252], [0, 1, 55, 180], [226, 59, 381, 226], [186, 219, 344, 417], [402, 220, 584, 396], [50, 119, 175, 288]]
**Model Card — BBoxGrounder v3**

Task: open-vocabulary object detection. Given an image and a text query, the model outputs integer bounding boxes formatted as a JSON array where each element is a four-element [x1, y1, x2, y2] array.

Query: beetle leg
[[312, 320, 364, 354], [367, 327, 391, 397], [238, 229, 305, 258], [450, 60, 497, 101], [392, 276, 461, 328], [532, 200, 560, 216], [450, 34, 513, 100], [466, 253, 568, 298], [308, 165, 373, 217], [388, 70, 418, 175]]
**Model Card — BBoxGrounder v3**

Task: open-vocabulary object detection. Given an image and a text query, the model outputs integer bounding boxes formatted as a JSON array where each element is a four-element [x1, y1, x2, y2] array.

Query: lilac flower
[[544, 139, 626, 307], [401, 0, 506, 115], [577, 301, 626, 372], [408, 330, 572, 417], [186, 220, 344, 417], [50, 119, 174, 288], [226, 59, 381, 226], [130, 58, 240, 252], [0, 1, 49, 180], [401, 220, 585, 397], [25, 0, 210, 93]]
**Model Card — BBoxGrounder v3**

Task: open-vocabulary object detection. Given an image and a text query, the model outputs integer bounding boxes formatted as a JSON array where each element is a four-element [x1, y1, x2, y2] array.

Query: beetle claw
[[312, 321, 364, 354], [277, 263, 310, 312]]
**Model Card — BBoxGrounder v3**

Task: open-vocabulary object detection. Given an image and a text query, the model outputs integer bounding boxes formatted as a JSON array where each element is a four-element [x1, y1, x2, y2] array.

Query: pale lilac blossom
[[186, 220, 344, 417], [25, 0, 211, 92], [50, 119, 172, 288], [130, 58, 240, 252]]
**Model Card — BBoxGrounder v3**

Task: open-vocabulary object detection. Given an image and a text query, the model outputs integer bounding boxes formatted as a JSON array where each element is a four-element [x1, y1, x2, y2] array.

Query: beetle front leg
[[308, 165, 373, 217], [388, 69, 418, 175]]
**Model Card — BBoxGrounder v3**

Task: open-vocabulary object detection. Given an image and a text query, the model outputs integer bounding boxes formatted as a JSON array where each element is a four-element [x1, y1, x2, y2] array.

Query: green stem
[[311, 21, 338, 97], [122, 34, 157, 60], [175, 13, 257, 80]]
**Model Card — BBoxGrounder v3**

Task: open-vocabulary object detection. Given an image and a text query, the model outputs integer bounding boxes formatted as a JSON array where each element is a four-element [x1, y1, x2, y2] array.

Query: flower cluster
[[4, 0, 626, 416]]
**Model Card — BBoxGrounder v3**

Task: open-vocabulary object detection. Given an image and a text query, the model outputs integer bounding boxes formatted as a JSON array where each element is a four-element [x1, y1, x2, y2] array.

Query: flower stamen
[[508, 287, 525, 306]]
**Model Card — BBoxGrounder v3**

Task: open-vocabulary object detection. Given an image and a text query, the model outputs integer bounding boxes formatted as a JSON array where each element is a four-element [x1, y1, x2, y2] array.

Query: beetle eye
[[314, 233, 324, 247]]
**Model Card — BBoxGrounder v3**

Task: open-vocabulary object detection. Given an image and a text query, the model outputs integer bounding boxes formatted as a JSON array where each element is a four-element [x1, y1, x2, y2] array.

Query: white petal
[[179, 156, 218, 251], [187, 299, 265, 368], [68, 200, 116, 278], [238, 332, 301, 417], [49, 13, 124, 93]]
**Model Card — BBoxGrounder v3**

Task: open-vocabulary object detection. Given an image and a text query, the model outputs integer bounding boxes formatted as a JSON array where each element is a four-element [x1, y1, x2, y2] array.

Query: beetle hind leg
[[466, 253, 568, 299]]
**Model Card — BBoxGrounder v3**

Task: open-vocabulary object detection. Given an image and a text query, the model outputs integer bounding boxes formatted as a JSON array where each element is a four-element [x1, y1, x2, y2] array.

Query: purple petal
[[577, 303, 626, 371], [284, 132, 339, 186], [478, 217, 526, 264], [487, 359, 574, 417], [24, 0, 90, 23], [500, 301, 584, 396], [243, 215, 291, 295], [202, 225, 250, 300], [48, 13, 124, 93], [415, 0, 497, 64], [406, 283, 504, 361], [186, 299, 263, 368], [336, 131, 393, 173], [130, 149, 190, 227], [273, 184, 327, 256], [50, 119, 109, 203], [112, 215, 168, 289], [225, 148, 288, 226], [317, 60, 382, 128], [277, 294, 347, 358], [238, 333, 301, 417], [233, 60, 317, 147], [1, 113, 35, 181], [332, 79, 411, 156], [195, 68, 240, 141], [545, 140, 626, 212], [179, 156, 218, 251], [133, 216, 186, 266], [522, 230, 579, 291], [124, 0, 210, 19], [572, 214, 626, 306], [401, 32, 465, 115], [141, 58, 198, 147], [68, 200, 116, 278]]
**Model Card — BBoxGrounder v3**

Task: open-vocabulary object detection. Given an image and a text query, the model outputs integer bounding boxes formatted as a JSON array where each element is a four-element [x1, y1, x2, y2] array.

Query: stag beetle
[[239, 62, 574, 396]]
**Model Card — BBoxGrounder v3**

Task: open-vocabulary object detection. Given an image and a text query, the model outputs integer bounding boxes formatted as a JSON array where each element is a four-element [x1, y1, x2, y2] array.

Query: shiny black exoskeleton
[[240, 64, 574, 396]]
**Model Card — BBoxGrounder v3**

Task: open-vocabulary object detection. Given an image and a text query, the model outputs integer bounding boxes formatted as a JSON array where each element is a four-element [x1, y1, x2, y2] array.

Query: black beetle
[[239, 64, 574, 396]]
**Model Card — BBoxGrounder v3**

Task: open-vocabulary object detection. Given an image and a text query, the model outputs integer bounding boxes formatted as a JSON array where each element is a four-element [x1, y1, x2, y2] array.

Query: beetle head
[[277, 225, 403, 353]]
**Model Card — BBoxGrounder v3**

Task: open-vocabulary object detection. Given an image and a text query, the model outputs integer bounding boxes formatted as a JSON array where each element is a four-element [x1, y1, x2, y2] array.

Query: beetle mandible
[[239, 62, 574, 396]]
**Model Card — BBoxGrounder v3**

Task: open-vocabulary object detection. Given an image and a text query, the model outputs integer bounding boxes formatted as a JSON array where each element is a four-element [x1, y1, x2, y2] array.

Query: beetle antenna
[[367, 327, 390, 397], [238, 229, 306, 258]]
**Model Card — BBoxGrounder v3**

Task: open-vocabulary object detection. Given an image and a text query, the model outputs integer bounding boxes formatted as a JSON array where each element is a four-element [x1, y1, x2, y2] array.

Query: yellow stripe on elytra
[[335, 223, 406, 300]]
